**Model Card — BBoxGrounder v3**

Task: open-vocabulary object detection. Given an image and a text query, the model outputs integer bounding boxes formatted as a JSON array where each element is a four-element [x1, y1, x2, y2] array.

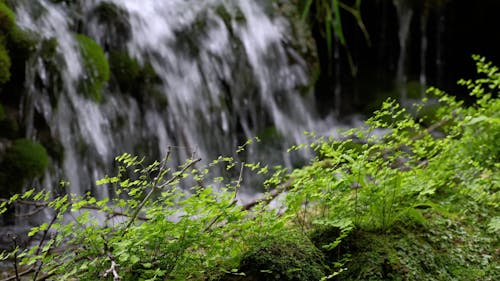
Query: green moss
[[8, 26, 37, 55], [76, 34, 110, 102], [333, 215, 499, 281], [215, 4, 232, 25], [257, 126, 283, 143], [0, 1, 15, 34], [1, 139, 49, 194], [4, 139, 49, 177], [234, 233, 326, 281], [108, 50, 166, 105], [0, 43, 11, 84], [109, 50, 141, 92]]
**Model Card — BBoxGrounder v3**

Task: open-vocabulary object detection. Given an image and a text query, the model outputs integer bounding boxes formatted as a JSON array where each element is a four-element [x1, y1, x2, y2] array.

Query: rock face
[[0, 0, 322, 200]]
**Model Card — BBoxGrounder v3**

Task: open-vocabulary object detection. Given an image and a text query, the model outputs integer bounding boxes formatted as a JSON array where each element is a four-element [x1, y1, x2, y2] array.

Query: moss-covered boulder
[[2, 138, 49, 179], [230, 233, 326, 281], [1, 139, 49, 195], [76, 34, 110, 102]]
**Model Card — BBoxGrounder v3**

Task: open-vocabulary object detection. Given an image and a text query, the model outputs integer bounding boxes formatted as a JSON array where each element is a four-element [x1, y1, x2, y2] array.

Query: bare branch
[[242, 180, 292, 211], [103, 260, 120, 281], [0, 199, 149, 221]]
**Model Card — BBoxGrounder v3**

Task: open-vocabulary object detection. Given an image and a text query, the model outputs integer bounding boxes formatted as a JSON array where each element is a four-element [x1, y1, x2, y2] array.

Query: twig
[[203, 200, 238, 232], [235, 162, 245, 192], [10, 235, 19, 281], [103, 259, 120, 281], [126, 150, 201, 228], [412, 118, 451, 140], [242, 180, 292, 211], [0, 199, 47, 207], [0, 199, 149, 221], [32, 214, 58, 281], [203, 162, 244, 232], [0, 267, 35, 281], [81, 205, 149, 221], [15, 207, 46, 217]]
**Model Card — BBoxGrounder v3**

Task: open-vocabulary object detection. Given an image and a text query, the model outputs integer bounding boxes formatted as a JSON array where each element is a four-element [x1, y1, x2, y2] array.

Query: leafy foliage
[[279, 55, 499, 279], [1, 150, 298, 280], [1, 56, 499, 280]]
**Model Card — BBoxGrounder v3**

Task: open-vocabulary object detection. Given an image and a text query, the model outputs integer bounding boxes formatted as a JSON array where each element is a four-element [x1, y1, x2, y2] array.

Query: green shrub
[[0, 153, 290, 280], [76, 34, 110, 101]]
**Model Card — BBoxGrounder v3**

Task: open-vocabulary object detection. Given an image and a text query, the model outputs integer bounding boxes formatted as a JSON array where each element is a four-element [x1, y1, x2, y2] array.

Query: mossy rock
[[35, 38, 64, 104], [232, 233, 326, 281], [76, 34, 110, 102], [0, 43, 11, 84], [109, 51, 142, 92], [0, 1, 15, 34], [257, 126, 283, 144], [109, 50, 165, 105], [309, 225, 353, 262], [90, 2, 131, 50], [0, 116, 18, 139], [7, 26, 37, 57], [333, 218, 500, 281], [1, 139, 49, 194], [3, 139, 49, 178]]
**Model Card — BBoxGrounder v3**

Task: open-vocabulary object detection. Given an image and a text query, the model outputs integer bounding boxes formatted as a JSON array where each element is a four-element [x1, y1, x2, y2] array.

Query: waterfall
[[393, 0, 413, 103], [12, 0, 330, 195], [419, 10, 428, 98]]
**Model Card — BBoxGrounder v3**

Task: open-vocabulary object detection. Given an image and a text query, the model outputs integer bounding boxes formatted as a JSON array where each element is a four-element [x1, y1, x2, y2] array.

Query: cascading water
[[12, 0, 331, 196], [419, 7, 428, 98], [393, 0, 413, 103]]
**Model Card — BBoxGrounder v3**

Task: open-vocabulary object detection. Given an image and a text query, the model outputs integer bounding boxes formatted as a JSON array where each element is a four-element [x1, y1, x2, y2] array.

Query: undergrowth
[[0, 56, 498, 280]]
